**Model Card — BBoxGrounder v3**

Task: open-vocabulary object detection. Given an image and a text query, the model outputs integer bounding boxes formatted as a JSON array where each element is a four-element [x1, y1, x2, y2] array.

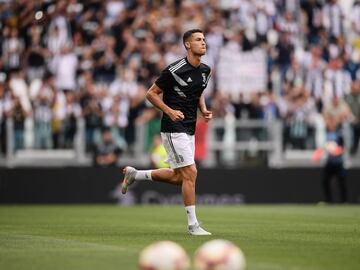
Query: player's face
[[188, 32, 206, 56]]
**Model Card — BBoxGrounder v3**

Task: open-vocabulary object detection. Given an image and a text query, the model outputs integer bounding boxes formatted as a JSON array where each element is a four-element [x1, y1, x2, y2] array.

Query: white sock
[[185, 205, 198, 226], [134, 170, 153, 181]]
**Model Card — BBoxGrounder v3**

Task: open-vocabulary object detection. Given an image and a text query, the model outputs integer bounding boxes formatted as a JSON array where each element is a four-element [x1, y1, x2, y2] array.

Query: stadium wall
[[0, 168, 359, 204]]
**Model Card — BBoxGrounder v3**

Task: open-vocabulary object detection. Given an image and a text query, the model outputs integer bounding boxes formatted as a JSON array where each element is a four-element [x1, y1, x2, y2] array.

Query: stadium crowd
[[0, 0, 359, 159]]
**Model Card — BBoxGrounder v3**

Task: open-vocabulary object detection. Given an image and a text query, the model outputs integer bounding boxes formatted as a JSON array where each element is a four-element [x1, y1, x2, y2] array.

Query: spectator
[[24, 24, 46, 82], [303, 45, 326, 110], [62, 91, 81, 148], [93, 127, 121, 167], [275, 31, 294, 83], [322, 0, 344, 42], [8, 69, 31, 114], [351, 0, 360, 37], [276, 11, 299, 45], [286, 87, 317, 149], [51, 88, 66, 149], [82, 96, 103, 152], [345, 80, 360, 155], [51, 45, 78, 92], [263, 90, 281, 121], [254, 0, 275, 46], [313, 118, 347, 203], [301, 0, 323, 44], [150, 134, 169, 169], [323, 96, 354, 131], [324, 57, 352, 101], [2, 27, 24, 71], [33, 75, 55, 149], [0, 0, 359, 159], [10, 95, 28, 150], [0, 77, 8, 154]]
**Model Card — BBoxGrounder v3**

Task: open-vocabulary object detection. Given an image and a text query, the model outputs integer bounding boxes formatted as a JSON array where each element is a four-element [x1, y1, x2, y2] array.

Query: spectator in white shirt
[[2, 27, 24, 70], [324, 58, 352, 102], [277, 11, 299, 45], [47, 25, 69, 57], [254, 0, 275, 45], [51, 45, 79, 92], [303, 45, 327, 110], [322, 0, 344, 42]]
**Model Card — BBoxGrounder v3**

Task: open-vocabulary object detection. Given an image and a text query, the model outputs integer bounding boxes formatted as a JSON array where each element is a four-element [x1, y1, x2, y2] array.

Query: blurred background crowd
[[0, 0, 359, 166]]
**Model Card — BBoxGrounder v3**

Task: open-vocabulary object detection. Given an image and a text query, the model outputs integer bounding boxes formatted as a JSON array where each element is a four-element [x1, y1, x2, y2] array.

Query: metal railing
[[2, 118, 87, 167], [1, 117, 359, 168], [204, 116, 283, 167]]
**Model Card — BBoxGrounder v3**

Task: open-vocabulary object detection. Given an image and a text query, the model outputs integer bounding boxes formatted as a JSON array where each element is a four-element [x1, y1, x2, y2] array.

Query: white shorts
[[160, 132, 195, 169]]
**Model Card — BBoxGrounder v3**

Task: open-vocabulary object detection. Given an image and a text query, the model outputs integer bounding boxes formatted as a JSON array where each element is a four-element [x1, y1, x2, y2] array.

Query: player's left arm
[[198, 94, 212, 122]]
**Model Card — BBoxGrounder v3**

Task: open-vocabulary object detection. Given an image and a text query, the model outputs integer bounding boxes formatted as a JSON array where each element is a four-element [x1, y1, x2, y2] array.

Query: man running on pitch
[[121, 29, 212, 235]]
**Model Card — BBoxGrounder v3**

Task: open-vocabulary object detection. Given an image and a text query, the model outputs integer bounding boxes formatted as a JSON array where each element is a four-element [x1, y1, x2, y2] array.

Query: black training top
[[155, 57, 211, 135]]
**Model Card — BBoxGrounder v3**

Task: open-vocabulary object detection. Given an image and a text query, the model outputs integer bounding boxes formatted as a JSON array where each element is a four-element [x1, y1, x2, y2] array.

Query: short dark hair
[[182, 29, 203, 47]]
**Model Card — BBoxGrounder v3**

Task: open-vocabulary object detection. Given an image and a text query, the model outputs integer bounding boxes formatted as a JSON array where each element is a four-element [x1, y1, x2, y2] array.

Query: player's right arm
[[146, 84, 184, 122]]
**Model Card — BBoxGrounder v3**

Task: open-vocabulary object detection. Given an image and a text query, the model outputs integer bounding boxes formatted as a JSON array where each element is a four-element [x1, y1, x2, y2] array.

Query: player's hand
[[201, 109, 213, 122], [168, 109, 185, 122]]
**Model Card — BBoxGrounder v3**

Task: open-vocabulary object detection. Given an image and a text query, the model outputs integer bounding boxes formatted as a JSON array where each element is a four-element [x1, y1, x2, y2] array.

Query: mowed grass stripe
[[0, 233, 131, 251]]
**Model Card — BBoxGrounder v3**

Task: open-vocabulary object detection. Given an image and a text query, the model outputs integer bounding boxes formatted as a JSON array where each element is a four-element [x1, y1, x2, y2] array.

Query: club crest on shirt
[[202, 73, 208, 87]]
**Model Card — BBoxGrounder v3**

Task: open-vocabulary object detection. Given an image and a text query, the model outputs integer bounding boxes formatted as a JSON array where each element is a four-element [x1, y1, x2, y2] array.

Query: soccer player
[[121, 29, 212, 235]]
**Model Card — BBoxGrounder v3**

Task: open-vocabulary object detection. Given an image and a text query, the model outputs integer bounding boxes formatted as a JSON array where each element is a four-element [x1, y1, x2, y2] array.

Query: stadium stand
[[0, 0, 359, 167]]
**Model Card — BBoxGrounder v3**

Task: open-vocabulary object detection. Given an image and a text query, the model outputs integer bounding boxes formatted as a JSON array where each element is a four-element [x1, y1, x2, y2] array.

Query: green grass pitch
[[0, 205, 359, 270]]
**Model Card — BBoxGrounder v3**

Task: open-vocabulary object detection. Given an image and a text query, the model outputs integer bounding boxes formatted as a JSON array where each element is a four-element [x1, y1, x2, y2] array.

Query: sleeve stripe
[[169, 59, 186, 72]]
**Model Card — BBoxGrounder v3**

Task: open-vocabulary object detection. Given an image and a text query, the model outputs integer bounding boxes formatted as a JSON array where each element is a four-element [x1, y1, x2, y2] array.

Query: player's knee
[[190, 165, 197, 178], [180, 165, 197, 181]]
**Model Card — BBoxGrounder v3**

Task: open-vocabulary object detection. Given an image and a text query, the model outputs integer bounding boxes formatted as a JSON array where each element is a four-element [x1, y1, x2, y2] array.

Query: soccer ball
[[138, 240, 190, 270], [193, 239, 246, 270]]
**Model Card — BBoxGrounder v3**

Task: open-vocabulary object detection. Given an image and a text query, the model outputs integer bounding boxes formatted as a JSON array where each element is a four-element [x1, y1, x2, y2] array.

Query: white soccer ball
[[193, 239, 246, 270], [138, 241, 190, 270]]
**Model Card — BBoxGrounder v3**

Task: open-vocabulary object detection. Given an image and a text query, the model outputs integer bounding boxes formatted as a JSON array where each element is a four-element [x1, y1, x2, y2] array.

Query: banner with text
[[217, 48, 267, 99]]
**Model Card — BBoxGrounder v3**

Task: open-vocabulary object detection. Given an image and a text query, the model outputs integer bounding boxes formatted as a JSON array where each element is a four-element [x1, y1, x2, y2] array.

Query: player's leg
[[151, 168, 182, 185], [121, 167, 182, 194], [336, 164, 347, 203], [121, 132, 184, 194], [178, 164, 197, 206], [178, 164, 211, 235], [322, 165, 333, 203], [166, 133, 210, 235]]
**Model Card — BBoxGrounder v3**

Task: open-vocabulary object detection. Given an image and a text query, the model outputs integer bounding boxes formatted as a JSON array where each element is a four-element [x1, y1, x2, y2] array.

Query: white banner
[[217, 48, 267, 99]]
